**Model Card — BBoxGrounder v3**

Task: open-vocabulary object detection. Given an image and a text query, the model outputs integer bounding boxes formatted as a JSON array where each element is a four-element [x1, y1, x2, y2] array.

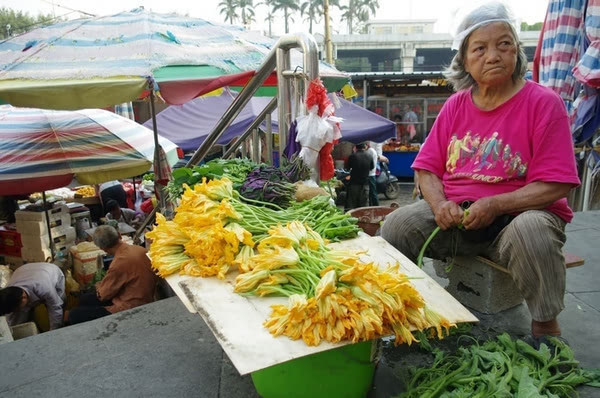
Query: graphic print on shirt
[[446, 131, 527, 182]]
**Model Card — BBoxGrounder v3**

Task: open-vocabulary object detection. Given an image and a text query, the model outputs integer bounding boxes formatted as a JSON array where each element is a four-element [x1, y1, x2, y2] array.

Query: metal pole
[[582, 152, 592, 211], [323, 0, 334, 64], [363, 79, 367, 108], [252, 129, 260, 162], [42, 192, 55, 261], [265, 113, 273, 165], [186, 51, 276, 166], [187, 33, 319, 167], [224, 98, 278, 159], [148, 89, 167, 213], [133, 206, 158, 245], [277, 47, 292, 165]]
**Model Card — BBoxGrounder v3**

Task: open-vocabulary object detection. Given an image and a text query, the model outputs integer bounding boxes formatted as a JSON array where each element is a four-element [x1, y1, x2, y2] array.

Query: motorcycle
[[376, 161, 401, 200], [334, 161, 401, 205]]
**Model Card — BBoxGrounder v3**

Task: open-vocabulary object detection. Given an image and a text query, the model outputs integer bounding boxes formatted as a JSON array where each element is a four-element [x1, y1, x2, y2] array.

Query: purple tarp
[[144, 92, 395, 152]]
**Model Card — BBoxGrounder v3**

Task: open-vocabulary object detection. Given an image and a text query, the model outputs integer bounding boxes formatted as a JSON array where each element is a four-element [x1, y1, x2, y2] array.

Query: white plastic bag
[[296, 106, 334, 181]]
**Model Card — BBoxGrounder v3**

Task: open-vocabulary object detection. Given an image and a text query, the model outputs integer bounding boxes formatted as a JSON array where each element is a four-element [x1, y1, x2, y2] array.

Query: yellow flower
[[423, 306, 454, 339], [258, 235, 295, 250], [315, 269, 337, 300], [392, 322, 417, 346], [234, 269, 270, 293], [194, 177, 234, 201], [268, 223, 301, 247], [234, 245, 254, 273], [225, 223, 255, 247], [249, 246, 299, 271]]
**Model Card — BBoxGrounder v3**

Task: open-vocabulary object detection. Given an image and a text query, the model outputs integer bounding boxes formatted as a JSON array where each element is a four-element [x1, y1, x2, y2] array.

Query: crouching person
[[0, 262, 65, 330], [66, 225, 157, 325]]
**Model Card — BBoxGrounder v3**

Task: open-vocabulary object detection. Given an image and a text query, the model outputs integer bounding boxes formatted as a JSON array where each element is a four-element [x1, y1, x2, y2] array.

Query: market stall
[[0, 105, 179, 264], [143, 92, 396, 152]]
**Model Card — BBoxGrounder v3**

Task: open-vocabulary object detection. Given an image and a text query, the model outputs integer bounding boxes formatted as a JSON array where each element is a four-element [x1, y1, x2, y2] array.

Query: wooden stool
[[443, 253, 584, 314]]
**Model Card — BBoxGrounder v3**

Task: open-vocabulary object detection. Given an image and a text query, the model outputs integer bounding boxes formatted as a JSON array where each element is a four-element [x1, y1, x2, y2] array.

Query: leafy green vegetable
[[167, 158, 257, 201], [400, 333, 600, 397]]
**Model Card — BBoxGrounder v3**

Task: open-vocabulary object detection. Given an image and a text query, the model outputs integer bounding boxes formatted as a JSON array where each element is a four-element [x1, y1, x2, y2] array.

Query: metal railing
[[134, 33, 320, 242]]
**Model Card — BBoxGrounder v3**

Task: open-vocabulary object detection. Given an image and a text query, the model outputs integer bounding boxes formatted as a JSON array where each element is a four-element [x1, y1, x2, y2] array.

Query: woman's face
[[464, 22, 518, 88]]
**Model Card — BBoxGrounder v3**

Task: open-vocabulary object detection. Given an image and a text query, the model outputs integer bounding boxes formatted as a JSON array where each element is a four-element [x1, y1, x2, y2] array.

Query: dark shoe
[[522, 335, 575, 373], [522, 334, 569, 351]]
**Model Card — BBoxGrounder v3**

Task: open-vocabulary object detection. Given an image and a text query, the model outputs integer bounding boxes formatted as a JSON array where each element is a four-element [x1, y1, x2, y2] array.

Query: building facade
[[317, 22, 541, 144]]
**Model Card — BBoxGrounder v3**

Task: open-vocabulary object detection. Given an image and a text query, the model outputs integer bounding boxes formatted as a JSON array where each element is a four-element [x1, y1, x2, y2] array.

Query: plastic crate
[[384, 151, 418, 178]]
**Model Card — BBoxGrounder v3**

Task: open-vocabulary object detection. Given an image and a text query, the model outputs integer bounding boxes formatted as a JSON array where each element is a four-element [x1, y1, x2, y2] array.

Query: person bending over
[[0, 262, 65, 330]]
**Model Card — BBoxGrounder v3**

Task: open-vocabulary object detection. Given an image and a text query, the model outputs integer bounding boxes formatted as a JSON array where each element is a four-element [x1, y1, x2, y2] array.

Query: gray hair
[[444, 6, 527, 91], [93, 225, 120, 250]]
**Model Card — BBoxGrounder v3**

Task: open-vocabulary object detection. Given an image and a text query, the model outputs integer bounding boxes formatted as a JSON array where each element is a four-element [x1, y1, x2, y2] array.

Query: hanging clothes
[[573, 0, 600, 87], [533, 0, 587, 104]]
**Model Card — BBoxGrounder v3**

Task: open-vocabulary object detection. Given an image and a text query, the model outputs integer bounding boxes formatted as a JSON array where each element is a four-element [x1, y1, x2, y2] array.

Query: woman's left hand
[[462, 197, 499, 230]]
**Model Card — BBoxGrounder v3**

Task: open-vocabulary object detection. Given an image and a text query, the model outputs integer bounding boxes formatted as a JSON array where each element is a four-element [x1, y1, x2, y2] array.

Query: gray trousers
[[380, 200, 567, 322]]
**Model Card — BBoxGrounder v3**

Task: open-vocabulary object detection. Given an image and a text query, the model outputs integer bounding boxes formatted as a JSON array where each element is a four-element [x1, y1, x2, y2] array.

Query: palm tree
[[300, 0, 322, 34], [339, 0, 379, 34], [259, 0, 276, 36], [272, 0, 300, 34], [238, 0, 256, 27], [218, 0, 238, 24]]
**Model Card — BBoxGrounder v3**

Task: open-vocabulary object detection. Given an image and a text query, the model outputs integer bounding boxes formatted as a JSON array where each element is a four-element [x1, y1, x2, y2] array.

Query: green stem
[[417, 226, 441, 268]]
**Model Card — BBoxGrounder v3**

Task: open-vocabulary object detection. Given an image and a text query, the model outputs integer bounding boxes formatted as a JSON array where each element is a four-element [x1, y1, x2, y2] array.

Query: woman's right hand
[[432, 200, 464, 230]]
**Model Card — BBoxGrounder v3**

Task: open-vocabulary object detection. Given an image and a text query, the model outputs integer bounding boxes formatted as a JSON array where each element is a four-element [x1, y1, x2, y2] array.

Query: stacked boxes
[[15, 205, 75, 262]]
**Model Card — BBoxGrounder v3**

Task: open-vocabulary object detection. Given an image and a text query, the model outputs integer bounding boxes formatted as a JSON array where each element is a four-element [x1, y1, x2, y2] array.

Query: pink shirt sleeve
[[411, 95, 458, 178], [526, 94, 580, 187]]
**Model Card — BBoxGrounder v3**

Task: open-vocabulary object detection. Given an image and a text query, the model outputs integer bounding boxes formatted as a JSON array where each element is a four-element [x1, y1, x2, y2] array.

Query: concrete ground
[[0, 203, 598, 397]]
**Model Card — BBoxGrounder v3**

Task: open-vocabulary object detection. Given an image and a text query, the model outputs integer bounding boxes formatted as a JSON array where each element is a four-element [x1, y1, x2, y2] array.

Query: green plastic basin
[[251, 340, 377, 398]]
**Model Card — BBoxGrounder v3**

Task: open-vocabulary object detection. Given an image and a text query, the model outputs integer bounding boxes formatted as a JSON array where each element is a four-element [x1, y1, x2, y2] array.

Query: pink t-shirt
[[413, 80, 580, 222]]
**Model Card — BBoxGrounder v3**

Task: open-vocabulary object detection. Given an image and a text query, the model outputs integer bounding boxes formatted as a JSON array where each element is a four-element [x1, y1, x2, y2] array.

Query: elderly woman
[[381, 2, 580, 345]]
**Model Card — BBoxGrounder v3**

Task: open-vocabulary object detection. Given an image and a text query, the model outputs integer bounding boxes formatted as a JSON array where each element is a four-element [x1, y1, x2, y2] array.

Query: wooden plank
[[167, 234, 478, 375], [476, 252, 585, 275], [564, 252, 585, 268]]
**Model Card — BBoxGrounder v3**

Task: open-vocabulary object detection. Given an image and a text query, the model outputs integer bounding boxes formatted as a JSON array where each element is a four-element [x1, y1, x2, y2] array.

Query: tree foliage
[[339, 0, 379, 35], [520, 21, 543, 31], [218, 0, 239, 25], [271, 0, 300, 34], [0, 7, 56, 39]]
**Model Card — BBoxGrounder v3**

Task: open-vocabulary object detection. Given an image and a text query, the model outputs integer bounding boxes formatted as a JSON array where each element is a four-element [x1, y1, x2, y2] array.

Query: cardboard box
[[16, 214, 71, 236], [70, 243, 105, 286], [21, 242, 74, 263], [20, 226, 76, 251], [15, 205, 69, 222]]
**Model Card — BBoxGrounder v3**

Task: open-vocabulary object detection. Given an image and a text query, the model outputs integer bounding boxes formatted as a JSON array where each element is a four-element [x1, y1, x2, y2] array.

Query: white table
[[167, 234, 478, 375]]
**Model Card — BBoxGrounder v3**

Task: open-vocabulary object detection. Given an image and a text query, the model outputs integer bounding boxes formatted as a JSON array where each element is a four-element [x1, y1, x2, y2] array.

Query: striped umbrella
[[0, 8, 349, 110], [0, 105, 179, 196]]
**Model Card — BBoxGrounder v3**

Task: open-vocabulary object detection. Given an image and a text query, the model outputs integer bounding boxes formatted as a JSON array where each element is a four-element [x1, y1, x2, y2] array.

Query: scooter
[[376, 161, 401, 200], [334, 162, 401, 205]]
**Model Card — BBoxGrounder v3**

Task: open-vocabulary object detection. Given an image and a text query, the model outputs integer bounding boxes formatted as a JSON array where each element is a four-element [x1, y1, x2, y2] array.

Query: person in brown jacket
[[66, 225, 157, 325]]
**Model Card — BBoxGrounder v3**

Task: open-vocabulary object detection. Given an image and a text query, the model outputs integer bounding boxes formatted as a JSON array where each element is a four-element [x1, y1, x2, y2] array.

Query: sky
[[2, 0, 549, 36]]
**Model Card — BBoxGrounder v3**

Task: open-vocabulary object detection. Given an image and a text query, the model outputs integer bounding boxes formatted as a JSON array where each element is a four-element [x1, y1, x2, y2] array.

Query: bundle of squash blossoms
[[147, 178, 452, 346]]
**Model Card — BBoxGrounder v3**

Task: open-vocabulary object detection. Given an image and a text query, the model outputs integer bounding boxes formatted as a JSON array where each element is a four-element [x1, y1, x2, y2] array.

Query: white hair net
[[451, 1, 521, 50]]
